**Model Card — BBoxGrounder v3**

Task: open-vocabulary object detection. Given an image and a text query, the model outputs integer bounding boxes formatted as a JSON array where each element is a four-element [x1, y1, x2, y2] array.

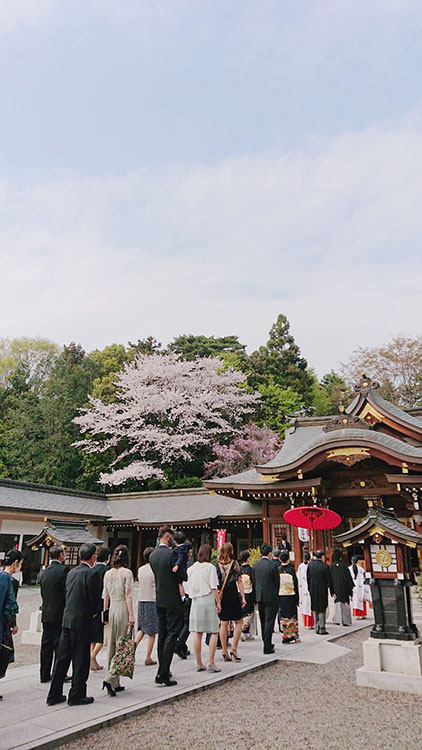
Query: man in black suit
[[46, 543, 101, 707], [90, 546, 110, 671], [39, 545, 69, 683], [252, 543, 280, 654], [150, 525, 186, 687]]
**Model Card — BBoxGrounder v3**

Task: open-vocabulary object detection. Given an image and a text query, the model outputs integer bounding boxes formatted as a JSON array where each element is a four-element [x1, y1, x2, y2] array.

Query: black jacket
[[40, 561, 69, 624], [150, 544, 185, 610], [251, 557, 279, 606], [91, 562, 109, 617], [307, 559, 332, 612], [329, 563, 354, 603], [62, 563, 102, 631]]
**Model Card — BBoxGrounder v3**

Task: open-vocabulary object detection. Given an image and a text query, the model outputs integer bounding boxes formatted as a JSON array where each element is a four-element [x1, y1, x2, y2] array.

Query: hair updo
[[111, 544, 130, 569]]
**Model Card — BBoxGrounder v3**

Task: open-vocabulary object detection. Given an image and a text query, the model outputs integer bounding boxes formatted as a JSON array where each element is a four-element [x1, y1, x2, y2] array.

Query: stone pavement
[[1, 617, 372, 750]]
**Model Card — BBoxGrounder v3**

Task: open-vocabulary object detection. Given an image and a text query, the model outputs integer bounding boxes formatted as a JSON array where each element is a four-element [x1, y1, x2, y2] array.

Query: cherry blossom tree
[[204, 424, 282, 478], [73, 353, 259, 486]]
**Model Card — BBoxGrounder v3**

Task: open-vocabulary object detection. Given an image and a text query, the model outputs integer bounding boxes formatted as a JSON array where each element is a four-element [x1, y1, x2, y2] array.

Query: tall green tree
[[168, 334, 246, 361], [311, 370, 350, 416], [247, 314, 313, 403]]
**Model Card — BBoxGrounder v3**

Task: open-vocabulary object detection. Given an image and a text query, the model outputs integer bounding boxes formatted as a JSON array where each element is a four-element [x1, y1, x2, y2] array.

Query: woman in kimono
[[297, 552, 314, 628], [349, 555, 367, 618], [278, 551, 300, 643]]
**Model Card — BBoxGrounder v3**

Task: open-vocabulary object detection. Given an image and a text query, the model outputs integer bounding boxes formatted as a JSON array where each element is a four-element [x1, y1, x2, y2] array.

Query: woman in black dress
[[217, 543, 246, 662]]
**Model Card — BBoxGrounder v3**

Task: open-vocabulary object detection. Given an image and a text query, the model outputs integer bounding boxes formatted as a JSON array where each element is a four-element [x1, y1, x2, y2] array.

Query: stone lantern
[[336, 503, 422, 693]]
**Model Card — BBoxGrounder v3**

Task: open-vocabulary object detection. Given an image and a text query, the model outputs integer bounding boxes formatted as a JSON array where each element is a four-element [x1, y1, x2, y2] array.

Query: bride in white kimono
[[297, 552, 314, 628], [349, 555, 367, 618]]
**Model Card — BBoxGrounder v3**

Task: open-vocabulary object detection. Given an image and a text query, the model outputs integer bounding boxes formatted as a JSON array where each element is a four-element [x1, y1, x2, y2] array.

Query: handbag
[[218, 561, 234, 601], [110, 625, 136, 679]]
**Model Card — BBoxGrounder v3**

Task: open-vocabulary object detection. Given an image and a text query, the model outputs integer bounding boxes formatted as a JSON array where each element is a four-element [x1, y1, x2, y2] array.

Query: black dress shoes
[[155, 676, 177, 687], [263, 646, 275, 654], [175, 650, 187, 660], [68, 696, 94, 706], [47, 695, 66, 706]]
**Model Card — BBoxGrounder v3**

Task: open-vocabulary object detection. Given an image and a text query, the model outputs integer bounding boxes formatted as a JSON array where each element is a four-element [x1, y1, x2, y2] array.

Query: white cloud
[[1, 119, 422, 375], [0, 0, 57, 32]]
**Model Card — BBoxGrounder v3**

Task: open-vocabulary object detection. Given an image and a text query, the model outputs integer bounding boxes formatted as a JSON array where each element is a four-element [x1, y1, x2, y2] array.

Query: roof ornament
[[323, 402, 372, 432], [354, 372, 380, 395]]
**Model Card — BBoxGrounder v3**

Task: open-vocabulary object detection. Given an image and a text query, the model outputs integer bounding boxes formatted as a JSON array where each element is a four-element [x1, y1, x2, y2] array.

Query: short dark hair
[[260, 543, 272, 557], [239, 550, 250, 564], [143, 546, 154, 564], [79, 543, 96, 562], [332, 549, 342, 563], [197, 544, 212, 563], [111, 544, 130, 569], [304, 551, 311, 562], [280, 551, 290, 563], [50, 545, 64, 560], [174, 530, 186, 545], [97, 546, 110, 563], [158, 525, 174, 539], [4, 549, 23, 566], [315, 549, 324, 559]]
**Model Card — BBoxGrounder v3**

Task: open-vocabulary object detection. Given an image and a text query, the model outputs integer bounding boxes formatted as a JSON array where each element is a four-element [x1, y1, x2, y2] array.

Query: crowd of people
[[0, 529, 372, 705]]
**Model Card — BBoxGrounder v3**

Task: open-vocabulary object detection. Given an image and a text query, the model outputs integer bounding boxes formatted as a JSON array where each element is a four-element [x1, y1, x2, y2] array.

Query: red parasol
[[283, 506, 341, 531]]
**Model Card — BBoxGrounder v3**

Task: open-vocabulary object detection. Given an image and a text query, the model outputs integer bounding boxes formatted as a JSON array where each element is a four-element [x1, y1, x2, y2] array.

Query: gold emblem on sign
[[326, 447, 370, 466], [375, 549, 392, 568]]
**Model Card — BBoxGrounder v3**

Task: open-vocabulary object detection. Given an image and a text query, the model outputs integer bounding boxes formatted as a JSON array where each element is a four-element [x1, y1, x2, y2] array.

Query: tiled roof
[[336, 507, 422, 545], [27, 520, 103, 546], [107, 490, 261, 525], [0, 479, 110, 519]]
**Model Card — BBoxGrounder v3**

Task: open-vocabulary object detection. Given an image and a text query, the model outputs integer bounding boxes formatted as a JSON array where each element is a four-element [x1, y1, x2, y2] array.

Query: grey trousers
[[313, 610, 327, 633], [332, 601, 352, 626]]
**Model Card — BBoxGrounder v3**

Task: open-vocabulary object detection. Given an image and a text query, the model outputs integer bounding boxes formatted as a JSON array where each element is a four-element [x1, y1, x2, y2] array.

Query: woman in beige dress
[[102, 545, 134, 697]]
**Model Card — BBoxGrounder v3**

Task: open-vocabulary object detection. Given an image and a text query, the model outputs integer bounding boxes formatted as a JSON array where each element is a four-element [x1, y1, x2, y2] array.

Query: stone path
[[2, 619, 371, 750]]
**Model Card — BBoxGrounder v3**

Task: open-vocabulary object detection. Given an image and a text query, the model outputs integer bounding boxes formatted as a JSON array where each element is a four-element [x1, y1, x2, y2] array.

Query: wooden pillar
[[293, 526, 301, 568], [247, 526, 253, 549], [136, 528, 142, 578], [262, 500, 270, 544]]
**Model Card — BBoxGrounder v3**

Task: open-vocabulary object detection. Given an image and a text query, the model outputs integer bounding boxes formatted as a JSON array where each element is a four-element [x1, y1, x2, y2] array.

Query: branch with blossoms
[[73, 353, 260, 486]]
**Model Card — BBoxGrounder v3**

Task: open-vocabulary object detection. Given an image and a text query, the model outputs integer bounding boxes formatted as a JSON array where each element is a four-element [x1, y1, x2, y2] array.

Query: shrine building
[[204, 374, 422, 568]]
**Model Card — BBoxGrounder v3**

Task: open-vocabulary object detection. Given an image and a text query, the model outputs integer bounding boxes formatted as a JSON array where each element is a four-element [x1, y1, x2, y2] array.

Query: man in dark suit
[[277, 534, 292, 553], [46, 543, 101, 707], [90, 546, 110, 671], [150, 525, 186, 686], [39, 545, 69, 683], [252, 543, 280, 654], [307, 550, 332, 635]]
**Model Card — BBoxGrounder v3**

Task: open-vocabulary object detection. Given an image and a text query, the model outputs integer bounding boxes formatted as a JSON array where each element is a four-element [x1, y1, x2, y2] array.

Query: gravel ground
[[60, 628, 422, 750]]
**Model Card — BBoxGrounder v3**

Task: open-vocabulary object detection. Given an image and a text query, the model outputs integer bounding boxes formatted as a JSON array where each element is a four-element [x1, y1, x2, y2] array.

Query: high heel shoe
[[222, 652, 232, 662], [230, 651, 241, 662], [102, 681, 117, 697]]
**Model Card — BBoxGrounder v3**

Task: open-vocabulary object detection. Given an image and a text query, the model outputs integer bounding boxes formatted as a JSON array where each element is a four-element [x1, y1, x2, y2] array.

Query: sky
[[1, 0, 422, 375]]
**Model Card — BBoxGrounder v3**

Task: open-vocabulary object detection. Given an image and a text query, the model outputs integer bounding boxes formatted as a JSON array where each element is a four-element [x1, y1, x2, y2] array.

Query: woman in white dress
[[297, 551, 314, 628], [186, 544, 221, 673], [349, 555, 366, 619], [102, 545, 135, 696]]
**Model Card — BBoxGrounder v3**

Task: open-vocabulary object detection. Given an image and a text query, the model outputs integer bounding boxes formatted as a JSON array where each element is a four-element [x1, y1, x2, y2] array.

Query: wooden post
[[262, 500, 270, 544], [136, 528, 142, 578], [247, 526, 253, 549], [293, 526, 301, 567]]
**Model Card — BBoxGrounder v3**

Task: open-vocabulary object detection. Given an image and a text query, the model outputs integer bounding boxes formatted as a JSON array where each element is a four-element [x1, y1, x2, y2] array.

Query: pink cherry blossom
[[73, 353, 259, 486]]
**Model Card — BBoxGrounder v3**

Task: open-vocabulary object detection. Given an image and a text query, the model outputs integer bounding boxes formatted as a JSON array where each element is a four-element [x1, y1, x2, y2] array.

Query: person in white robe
[[297, 552, 314, 628], [349, 555, 367, 618]]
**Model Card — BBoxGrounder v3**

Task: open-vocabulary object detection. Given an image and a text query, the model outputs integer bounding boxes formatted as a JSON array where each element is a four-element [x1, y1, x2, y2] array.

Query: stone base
[[357, 637, 422, 694], [21, 630, 41, 646], [21, 609, 42, 646]]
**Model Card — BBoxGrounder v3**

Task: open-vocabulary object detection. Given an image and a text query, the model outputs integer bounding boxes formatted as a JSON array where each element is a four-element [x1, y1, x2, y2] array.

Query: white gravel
[[61, 628, 422, 750]]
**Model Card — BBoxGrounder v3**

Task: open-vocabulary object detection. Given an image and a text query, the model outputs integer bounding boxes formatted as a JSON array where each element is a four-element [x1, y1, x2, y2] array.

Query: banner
[[216, 529, 226, 549], [299, 527, 310, 542]]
